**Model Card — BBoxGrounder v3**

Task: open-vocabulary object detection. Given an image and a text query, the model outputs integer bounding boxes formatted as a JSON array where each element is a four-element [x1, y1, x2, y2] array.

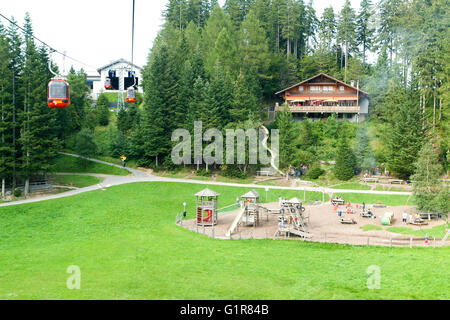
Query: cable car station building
[[274, 73, 369, 122], [88, 58, 143, 100]]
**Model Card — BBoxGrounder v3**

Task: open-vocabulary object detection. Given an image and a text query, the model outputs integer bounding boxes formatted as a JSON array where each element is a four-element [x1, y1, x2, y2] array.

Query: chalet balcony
[[286, 92, 358, 97], [275, 105, 361, 114]]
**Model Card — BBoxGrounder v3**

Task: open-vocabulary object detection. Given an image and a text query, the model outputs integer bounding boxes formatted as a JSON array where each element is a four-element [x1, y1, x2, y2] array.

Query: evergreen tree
[[96, 93, 110, 126], [141, 42, 174, 166], [411, 140, 443, 212], [274, 104, 297, 168], [354, 122, 376, 171], [208, 62, 234, 127], [337, 0, 358, 82], [0, 23, 14, 197], [334, 136, 356, 181], [229, 72, 259, 123], [75, 129, 97, 167], [19, 14, 60, 195], [319, 7, 336, 47], [384, 85, 424, 179], [356, 0, 375, 66]]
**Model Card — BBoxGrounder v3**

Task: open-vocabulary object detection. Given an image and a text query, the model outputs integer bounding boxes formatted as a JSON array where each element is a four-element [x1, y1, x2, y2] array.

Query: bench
[[410, 219, 429, 226], [257, 170, 271, 176], [340, 218, 357, 224], [418, 212, 439, 220], [388, 179, 404, 184], [363, 178, 379, 183], [331, 199, 346, 206]]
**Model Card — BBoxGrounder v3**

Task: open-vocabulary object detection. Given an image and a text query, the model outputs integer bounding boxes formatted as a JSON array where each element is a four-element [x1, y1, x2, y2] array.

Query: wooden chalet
[[273, 73, 369, 122]]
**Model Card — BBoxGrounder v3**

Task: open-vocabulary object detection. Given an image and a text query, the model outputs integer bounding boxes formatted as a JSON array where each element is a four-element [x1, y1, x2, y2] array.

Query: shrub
[[13, 189, 22, 197], [220, 165, 248, 179], [308, 164, 325, 179], [195, 169, 213, 177]]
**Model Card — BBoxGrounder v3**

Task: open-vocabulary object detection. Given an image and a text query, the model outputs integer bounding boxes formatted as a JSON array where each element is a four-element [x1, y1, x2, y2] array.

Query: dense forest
[[0, 0, 448, 200]]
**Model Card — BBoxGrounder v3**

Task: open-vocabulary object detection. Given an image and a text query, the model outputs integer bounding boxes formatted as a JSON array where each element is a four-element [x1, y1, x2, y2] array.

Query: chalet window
[[323, 86, 334, 92], [299, 86, 304, 92], [339, 86, 345, 92], [310, 86, 321, 92]]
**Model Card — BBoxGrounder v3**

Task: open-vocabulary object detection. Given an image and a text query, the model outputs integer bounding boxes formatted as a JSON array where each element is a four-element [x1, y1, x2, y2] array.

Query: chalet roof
[[275, 73, 368, 96], [241, 190, 260, 199], [97, 58, 143, 74], [195, 188, 220, 197]]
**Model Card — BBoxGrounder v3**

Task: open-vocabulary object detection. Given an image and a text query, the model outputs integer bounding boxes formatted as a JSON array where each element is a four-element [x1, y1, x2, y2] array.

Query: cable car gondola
[[47, 79, 70, 108], [104, 77, 112, 89], [126, 87, 136, 103]]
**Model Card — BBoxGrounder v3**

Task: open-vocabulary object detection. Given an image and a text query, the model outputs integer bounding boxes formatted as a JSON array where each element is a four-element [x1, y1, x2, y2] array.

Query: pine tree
[[208, 62, 234, 127], [337, 0, 358, 82], [411, 140, 443, 212], [96, 93, 110, 126], [274, 104, 297, 168], [0, 23, 14, 197], [229, 72, 259, 123], [356, 0, 375, 66], [334, 136, 356, 181], [19, 14, 60, 195], [239, 8, 272, 92], [354, 122, 376, 171], [141, 42, 174, 166], [384, 85, 424, 179], [75, 129, 97, 167], [318, 6, 336, 47], [6, 17, 23, 192], [208, 27, 239, 77]]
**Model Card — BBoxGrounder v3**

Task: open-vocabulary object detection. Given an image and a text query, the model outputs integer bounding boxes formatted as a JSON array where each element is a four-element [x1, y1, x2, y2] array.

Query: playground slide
[[203, 210, 213, 222], [226, 207, 246, 237]]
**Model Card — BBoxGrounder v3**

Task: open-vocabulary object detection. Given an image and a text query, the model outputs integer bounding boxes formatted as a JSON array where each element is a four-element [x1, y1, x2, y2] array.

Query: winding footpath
[[0, 153, 412, 208]]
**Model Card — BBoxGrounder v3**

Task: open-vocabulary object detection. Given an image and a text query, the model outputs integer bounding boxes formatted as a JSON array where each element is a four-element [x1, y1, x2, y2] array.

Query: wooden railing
[[275, 105, 360, 114]]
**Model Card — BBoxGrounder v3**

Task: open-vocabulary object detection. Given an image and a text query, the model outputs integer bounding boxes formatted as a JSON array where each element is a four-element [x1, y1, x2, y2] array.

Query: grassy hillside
[[49, 175, 102, 188], [51, 155, 129, 176], [0, 182, 447, 300]]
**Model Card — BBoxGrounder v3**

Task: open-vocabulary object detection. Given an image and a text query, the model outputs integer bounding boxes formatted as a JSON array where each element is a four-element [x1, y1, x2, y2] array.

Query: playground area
[[180, 188, 448, 247]]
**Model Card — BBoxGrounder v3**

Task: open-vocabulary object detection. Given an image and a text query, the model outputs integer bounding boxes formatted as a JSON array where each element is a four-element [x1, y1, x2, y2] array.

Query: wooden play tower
[[241, 190, 261, 227], [195, 188, 219, 227]]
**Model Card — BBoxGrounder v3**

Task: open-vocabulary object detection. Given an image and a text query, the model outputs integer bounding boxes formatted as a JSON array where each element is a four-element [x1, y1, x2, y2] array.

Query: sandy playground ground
[[180, 202, 448, 247]]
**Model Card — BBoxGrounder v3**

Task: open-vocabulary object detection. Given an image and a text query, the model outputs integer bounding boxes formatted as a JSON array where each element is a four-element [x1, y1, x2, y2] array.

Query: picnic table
[[331, 198, 346, 206], [360, 211, 375, 218], [388, 179, 404, 184], [340, 218, 357, 225], [410, 219, 428, 226], [363, 177, 379, 183], [418, 212, 439, 220]]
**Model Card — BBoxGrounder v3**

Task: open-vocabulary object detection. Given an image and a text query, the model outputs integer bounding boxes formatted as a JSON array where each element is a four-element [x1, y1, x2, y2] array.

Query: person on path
[[402, 212, 408, 224]]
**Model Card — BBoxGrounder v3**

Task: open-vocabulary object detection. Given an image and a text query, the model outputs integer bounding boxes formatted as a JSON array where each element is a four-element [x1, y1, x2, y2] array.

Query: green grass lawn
[[215, 175, 255, 185], [0, 182, 448, 300], [95, 155, 138, 170], [49, 175, 102, 188], [387, 224, 448, 239], [331, 192, 413, 206], [330, 182, 372, 191], [51, 155, 129, 176], [361, 225, 383, 232]]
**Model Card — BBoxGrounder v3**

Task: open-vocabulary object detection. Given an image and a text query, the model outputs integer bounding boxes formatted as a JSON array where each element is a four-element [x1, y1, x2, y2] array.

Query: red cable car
[[126, 87, 136, 103], [104, 78, 112, 89], [47, 79, 70, 109]]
